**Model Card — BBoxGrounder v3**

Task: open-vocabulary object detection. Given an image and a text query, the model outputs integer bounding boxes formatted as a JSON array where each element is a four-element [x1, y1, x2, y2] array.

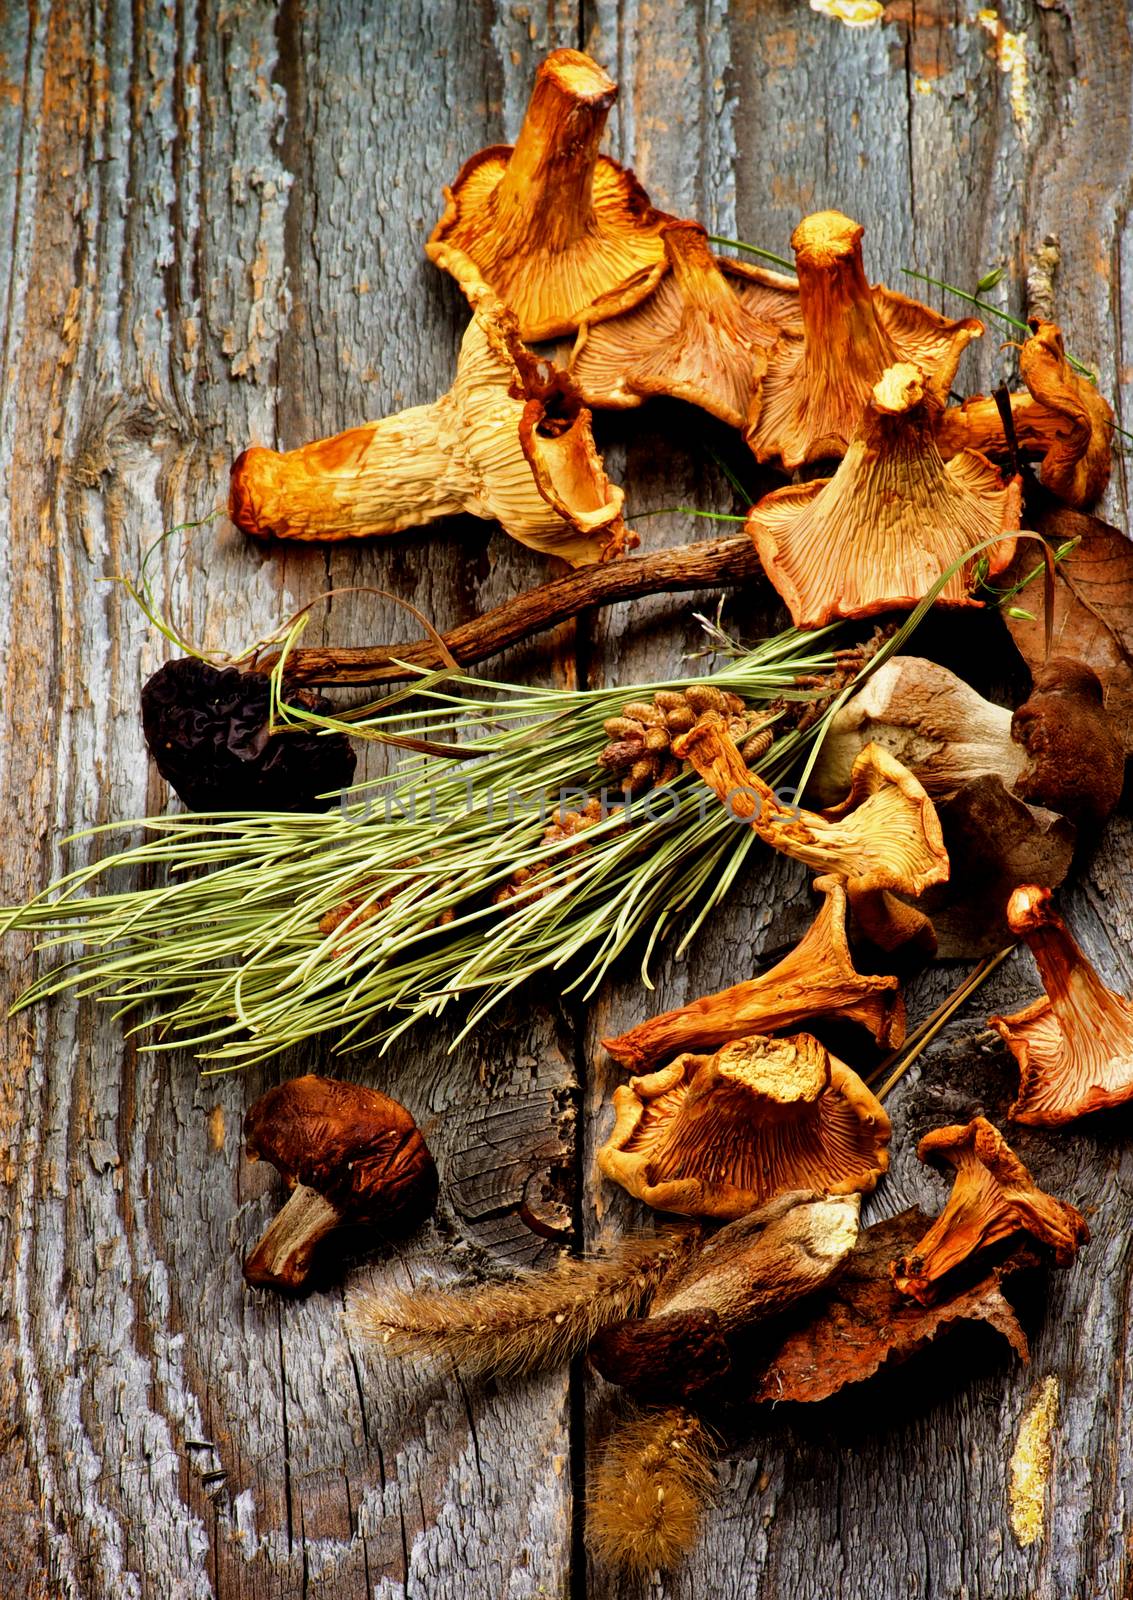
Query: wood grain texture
[[2, 2, 1133, 1598]]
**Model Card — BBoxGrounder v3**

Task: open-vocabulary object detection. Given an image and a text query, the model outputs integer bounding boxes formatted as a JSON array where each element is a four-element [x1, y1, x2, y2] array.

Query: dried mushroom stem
[[603, 874, 905, 1071], [673, 714, 949, 899], [990, 884, 1133, 1125], [229, 291, 632, 567], [427, 50, 666, 340], [243, 1184, 341, 1292]]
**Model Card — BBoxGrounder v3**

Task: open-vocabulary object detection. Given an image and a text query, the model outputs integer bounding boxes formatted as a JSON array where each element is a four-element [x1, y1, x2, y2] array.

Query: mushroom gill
[[597, 1033, 890, 1220], [426, 49, 666, 341], [744, 209, 983, 469], [747, 345, 1021, 629], [891, 1115, 1088, 1304], [938, 320, 1114, 509], [602, 874, 905, 1073], [672, 715, 949, 900], [229, 290, 632, 566], [989, 885, 1133, 1126], [568, 220, 791, 428]]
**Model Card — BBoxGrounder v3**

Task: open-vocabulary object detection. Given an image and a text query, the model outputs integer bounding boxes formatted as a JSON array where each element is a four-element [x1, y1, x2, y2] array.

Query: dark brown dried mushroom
[[243, 1075, 437, 1292]]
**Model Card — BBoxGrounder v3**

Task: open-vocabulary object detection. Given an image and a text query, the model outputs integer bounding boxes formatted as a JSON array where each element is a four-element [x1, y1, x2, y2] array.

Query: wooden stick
[[259, 537, 761, 686]]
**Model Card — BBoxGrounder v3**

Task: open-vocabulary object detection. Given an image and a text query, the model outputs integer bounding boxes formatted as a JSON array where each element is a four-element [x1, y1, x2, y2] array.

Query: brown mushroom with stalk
[[938, 320, 1114, 509], [589, 1189, 861, 1402], [891, 1116, 1088, 1305], [426, 49, 666, 341], [603, 873, 905, 1072], [568, 220, 795, 428], [747, 338, 1022, 629], [242, 1075, 438, 1292], [744, 209, 983, 469], [673, 715, 949, 903], [597, 1032, 890, 1221], [990, 885, 1133, 1126], [229, 289, 633, 566], [804, 656, 1028, 809], [1010, 658, 1126, 835]]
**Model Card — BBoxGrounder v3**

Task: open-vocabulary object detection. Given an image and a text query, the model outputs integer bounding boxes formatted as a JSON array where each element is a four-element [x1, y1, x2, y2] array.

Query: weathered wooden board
[[2, 2, 1132, 1598]]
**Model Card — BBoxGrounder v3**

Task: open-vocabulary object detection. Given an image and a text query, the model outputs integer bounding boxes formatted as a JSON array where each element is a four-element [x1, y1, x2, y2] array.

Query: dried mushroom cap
[[989, 884, 1133, 1126], [426, 49, 666, 341], [891, 1115, 1088, 1304], [568, 220, 785, 427], [744, 209, 983, 469], [938, 320, 1114, 509], [602, 873, 905, 1072], [229, 292, 632, 566], [1010, 657, 1125, 834], [805, 655, 1027, 809], [674, 715, 949, 900], [597, 1033, 890, 1220], [747, 342, 1021, 629], [243, 1075, 438, 1292]]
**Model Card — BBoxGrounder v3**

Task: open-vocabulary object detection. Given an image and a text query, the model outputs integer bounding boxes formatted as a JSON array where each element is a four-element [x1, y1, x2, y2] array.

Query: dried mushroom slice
[[891, 1115, 1088, 1305], [603, 874, 905, 1072], [744, 209, 983, 469], [597, 1032, 890, 1220], [938, 320, 1114, 509], [568, 220, 784, 427], [989, 885, 1133, 1126], [229, 291, 632, 566], [426, 49, 666, 341], [673, 716, 949, 900], [747, 345, 1021, 629]]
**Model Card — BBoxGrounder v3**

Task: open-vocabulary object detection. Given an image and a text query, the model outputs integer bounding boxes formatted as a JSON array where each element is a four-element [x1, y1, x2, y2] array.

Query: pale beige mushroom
[[229, 291, 632, 566], [597, 1032, 890, 1220], [426, 49, 666, 341], [990, 885, 1133, 1126], [744, 209, 983, 469], [603, 874, 905, 1072]]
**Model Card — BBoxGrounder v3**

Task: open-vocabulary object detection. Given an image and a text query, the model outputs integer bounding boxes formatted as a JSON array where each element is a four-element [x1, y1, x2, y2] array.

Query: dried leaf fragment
[[751, 1207, 1031, 1405]]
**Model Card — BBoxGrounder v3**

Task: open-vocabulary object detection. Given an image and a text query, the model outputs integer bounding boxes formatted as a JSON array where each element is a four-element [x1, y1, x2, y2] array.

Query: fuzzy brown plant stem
[[258, 537, 761, 686]]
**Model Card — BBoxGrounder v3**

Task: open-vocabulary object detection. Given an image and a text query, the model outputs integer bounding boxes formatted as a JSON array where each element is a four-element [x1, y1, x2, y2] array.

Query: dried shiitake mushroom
[[229, 289, 633, 567], [990, 885, 1133, 1126], [744, 209, 982, 469], [597, 1032, 890, 1220], [427, 49, 666, 341], [243, 1075, 438, 1292]]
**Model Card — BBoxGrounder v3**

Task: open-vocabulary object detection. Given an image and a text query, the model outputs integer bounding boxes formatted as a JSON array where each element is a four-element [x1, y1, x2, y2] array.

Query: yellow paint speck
[[808, 0, 884, 26], [978, 10, 1034, 135], [1009, 1374, 1059, 1547], [207, 1105, 225, 1152], [914, 76, 934, 95]]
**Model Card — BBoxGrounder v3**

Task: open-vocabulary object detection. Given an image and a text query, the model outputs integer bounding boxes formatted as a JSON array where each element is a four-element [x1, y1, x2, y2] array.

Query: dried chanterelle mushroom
[[568, 219, 794, 428], [990, 884, 1133, 1126], [939, 320, 1114, 509], [747, 337, 1022, 629], [597, 1032, 890, 1220], [243, 1075, 438, 1292], [891, 1115, 1088, 1305], [229, 288, 632, 566], [744, 209, 983, 469], [603, 873, 905, 1071], [674, 715, 949, 903], [427, 49, 666, 341]]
